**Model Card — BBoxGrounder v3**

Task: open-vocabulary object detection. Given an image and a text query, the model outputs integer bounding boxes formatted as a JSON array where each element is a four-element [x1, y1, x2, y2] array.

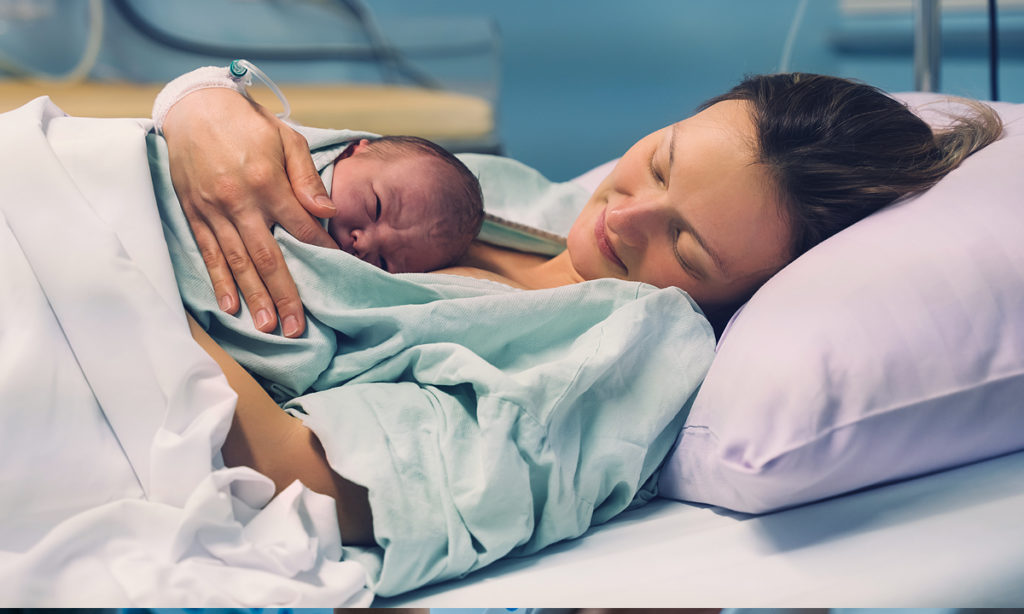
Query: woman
[[163, 73, 1001, 336], [162, 72, 1001, 592]]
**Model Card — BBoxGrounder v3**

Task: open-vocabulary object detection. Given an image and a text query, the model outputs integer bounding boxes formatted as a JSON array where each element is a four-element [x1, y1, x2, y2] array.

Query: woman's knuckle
[[250, 245, 279, 274], [245, 289, 270, 307], [289, 223, 320, 243], [198, 245, 223, 267], [209, 174, 243, 205], [274, 295, 301, 313], [285, 129, 308, 148], [246, 162, 276, 191], [224, 248, 252, 271]]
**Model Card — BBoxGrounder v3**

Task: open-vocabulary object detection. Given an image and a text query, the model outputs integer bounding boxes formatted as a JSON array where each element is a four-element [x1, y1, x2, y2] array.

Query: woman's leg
[[187, 314, 374, 546]]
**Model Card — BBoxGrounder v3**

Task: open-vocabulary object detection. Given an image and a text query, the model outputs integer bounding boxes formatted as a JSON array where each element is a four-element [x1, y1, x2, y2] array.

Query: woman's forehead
[[672, 99, 758, 147], [666, 101, 791, 282]]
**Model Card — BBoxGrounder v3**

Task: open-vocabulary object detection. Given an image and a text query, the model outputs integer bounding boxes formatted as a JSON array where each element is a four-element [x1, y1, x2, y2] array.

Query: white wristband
[[151, 65, 247, 134]]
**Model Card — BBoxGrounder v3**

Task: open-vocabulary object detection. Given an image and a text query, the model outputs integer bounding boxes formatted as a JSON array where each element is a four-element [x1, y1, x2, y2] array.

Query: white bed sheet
[[381, 449, 1024, 607], [0, 98, 372, 607]]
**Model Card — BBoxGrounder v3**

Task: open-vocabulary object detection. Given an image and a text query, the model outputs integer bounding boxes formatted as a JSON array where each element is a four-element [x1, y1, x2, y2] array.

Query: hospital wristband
[[151, 65, 248, 134]]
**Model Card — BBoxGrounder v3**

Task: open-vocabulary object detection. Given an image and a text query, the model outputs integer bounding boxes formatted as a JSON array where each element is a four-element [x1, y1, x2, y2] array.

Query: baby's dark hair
[[363, 135, 484, 263]]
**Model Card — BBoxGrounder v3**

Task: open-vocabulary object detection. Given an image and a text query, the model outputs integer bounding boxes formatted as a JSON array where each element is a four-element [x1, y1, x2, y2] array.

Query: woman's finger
[[272, 190, 339, 250], [185, 211, 240, 315], [231, 212, 307, 338], [276, 120, 340, 248], [207, 213, 291, 335]]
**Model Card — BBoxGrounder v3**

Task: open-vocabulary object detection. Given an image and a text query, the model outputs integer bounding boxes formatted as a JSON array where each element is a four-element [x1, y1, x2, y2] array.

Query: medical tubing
[[331, 0, 441, 88], [337, 0, 398, 83], [230, 59, 292, 121], [0, 0, 103, 83], [109, 0, 483, 88], [778, 0, 809, 73]]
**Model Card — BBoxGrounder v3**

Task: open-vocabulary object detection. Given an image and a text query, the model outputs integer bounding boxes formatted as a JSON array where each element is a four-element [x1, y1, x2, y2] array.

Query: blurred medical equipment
[[777, 0, 809, 72], [0, 0, 501, 153], [989, 0, 1001, 99], [0, 0, 102, 82], [110, 0, 451, 90], [914, 0, 942, 91], [914, 0, 1002, 98]]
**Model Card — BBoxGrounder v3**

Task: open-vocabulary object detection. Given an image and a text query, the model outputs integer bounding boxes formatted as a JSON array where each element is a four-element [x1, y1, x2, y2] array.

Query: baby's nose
[[351, 229, 379, 263]]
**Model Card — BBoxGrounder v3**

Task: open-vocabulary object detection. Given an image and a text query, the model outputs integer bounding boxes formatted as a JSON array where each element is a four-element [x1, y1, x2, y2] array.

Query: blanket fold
[[152, 128, 717, 596]]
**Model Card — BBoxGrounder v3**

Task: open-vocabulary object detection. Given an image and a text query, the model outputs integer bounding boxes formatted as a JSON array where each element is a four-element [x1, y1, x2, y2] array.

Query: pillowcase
[[657, 94, 1024, 513]]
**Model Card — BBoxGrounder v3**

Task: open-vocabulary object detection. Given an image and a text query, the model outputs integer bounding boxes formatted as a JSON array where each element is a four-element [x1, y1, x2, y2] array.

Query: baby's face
[[327, 141, 459, 273]]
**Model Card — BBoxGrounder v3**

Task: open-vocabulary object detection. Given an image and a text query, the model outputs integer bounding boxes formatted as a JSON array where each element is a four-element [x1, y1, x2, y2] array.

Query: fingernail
[[255, 308, 274, 330], [316, 195, 336, 212], [218, 295, 232, 312], [283, 315, 300, 337]]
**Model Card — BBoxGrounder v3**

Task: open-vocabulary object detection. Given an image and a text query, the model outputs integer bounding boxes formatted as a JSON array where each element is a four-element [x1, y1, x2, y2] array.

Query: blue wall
[[2, 0, 1021, 180]]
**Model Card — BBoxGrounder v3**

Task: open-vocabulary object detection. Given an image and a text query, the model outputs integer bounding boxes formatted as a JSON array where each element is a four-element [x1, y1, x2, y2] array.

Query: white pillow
[[657, 94, 1024, 513]]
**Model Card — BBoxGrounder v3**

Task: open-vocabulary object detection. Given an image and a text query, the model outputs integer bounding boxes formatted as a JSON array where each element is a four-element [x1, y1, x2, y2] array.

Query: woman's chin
[[565, 237, 604, 282]]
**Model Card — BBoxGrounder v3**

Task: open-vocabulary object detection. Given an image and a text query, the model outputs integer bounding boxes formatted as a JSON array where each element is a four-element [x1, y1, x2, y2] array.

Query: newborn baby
[[326, 135, 483, 273]]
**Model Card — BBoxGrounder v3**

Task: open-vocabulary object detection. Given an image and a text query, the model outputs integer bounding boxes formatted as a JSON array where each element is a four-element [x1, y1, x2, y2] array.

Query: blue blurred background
[[1, 0, 1021, 181]]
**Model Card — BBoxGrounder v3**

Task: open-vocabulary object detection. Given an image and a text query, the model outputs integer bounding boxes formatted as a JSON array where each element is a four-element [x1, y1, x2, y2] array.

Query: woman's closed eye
[[651, 124, 676, 187], [672, 228, 704, 280], [649, 150, 665, 186]]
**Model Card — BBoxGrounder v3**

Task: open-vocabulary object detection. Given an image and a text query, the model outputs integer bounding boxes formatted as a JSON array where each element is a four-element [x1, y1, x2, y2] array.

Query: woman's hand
[[162, 88, 339, 337]]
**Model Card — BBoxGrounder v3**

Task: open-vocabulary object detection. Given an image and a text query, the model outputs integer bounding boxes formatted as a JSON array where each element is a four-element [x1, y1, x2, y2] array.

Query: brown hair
[[364, 135, 484, 263], [701, 73, 1004, 258]]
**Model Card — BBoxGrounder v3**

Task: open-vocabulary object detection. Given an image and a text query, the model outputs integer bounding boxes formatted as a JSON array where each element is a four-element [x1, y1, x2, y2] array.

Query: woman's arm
[[186, 314, 374, 546], [163, 87, 338, 338]]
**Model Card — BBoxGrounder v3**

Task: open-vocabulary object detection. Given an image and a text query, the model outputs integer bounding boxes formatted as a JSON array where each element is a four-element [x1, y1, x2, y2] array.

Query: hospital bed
[[0, 0, 501, 154], [1, 89, 1022, 606], [382, 449, 1024, 607], [380, 94, 1024, 606]]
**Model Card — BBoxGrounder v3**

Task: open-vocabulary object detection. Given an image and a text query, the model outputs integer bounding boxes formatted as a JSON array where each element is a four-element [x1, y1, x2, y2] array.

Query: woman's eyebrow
[[667, 122, 725, 276], [667, 122, 678, 178], [689, 223, 726, 277]]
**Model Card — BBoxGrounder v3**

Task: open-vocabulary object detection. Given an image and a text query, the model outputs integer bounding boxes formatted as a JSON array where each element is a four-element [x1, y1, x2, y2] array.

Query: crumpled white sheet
[[0, 474, 368, 606], [0, 97, 372, 607]]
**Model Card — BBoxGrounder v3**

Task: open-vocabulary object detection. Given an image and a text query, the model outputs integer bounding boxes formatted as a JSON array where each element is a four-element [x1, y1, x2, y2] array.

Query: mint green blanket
[[149, 131, 715, 596]]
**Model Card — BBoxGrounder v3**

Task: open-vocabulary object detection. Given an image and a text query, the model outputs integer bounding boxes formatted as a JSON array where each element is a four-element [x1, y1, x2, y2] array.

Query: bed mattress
[[381, 449, 1024, 607]]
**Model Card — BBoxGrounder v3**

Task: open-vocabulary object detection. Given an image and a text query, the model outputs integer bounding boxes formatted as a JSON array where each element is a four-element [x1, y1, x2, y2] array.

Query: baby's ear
[[349, 139, 372, 155]]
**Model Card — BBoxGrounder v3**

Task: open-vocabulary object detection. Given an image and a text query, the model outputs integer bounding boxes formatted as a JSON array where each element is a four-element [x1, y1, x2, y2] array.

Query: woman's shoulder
[[437, 240, 570, 290], [432, 264, 528, 289]]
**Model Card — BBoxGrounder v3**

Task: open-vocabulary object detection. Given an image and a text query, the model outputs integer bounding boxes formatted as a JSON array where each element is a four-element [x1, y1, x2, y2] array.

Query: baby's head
[[326, 135, 483, 273]]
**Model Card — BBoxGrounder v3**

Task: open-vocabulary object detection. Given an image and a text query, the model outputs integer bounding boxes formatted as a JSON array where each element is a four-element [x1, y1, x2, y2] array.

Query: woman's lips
[[595, 207, 626, 270]]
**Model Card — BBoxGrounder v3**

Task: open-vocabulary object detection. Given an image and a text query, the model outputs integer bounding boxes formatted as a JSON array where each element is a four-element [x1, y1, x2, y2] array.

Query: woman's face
[[567, 99, 793, 311]]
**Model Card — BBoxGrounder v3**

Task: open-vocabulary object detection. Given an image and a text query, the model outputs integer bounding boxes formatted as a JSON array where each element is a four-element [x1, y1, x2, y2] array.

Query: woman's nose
[[606, 195, 665, 248]]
